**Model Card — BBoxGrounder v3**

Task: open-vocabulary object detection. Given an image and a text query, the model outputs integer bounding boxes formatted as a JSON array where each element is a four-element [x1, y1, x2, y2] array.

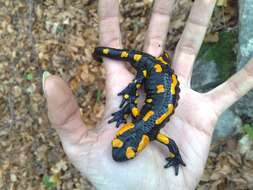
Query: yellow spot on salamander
[[155, 104, 174, 125], [154, 64, 162, 72], [132, 107, 140, 117], [143, 111, 154, 121], [156, 84, 165, 93], [116, 123, 135, 136], [134, 99, 138, 104], [124, 94, 129, 99], [133, 54, 142, 62], [121, 51, 128, 58], [136, 92, 140, 97], [103, 48, 109, 54], [156, 56, 168, 65], [156, 133, 170, 145], [165, 52, 170, 58], [171, 74, 178, 95], [146, 98, 153, 103], [126, 147, 135, 159], [137, 135, 150, 152], [142, 70, 147, 78], [136, 83, 141, 89], [168, 152, 175, 158], [112, 138, 123, 148]]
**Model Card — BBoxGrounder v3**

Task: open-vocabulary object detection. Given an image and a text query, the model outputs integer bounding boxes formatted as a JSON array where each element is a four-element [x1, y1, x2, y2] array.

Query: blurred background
[[0, 0, 252, 189]]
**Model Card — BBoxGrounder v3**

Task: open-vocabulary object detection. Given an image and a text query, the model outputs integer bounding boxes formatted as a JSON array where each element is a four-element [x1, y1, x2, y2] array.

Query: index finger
[[98, 0, 133, 108], [144, 0, 175, 56], [99, 0, 122, 48]]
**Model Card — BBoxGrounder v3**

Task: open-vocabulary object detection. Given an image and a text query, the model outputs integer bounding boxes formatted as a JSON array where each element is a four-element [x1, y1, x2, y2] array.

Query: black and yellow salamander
[[93, 47, 186, 175]]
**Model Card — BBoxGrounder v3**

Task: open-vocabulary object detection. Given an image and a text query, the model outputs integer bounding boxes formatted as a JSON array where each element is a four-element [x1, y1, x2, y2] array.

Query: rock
[[237, 0, 253, 70], [234, 0, 253, 120], [191, 59, 220, 92], [191, 29, 245, 141], [191, 30, 236, 92], [233, 93, 253, 120], [212, 109, 242, 143]]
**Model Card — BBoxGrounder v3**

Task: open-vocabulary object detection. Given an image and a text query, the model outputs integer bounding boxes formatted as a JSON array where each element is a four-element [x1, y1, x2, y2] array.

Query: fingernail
[[42, 71, 51, 96]]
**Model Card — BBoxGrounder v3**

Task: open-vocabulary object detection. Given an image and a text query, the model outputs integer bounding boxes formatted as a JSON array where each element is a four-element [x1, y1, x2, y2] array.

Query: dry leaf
[[204, 32, 219, 43]]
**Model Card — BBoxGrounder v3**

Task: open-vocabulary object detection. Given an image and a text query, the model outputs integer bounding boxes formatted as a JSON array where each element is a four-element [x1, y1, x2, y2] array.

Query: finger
[[99, 0, 133, 108], [173, 0, 216, 85], [43, 72, 89, 144], [144, 0, 175, 56], [205, 60, 253, 115], [99, 0, 121, 48]]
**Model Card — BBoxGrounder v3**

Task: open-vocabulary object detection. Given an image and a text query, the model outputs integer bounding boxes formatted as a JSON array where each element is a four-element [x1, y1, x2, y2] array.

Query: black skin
[[93, 47, 186, 175]]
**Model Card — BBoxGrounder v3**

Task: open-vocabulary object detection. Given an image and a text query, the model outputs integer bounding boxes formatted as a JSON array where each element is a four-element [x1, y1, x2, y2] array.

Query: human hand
[[43, 0, 253, 189]]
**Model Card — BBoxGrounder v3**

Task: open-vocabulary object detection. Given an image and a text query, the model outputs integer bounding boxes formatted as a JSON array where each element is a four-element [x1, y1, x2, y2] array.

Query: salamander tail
[[93, 47, 142, 63]]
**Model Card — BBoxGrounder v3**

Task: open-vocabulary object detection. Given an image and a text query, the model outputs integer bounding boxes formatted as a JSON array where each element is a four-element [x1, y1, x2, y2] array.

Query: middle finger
[[144, 0, 175, 56]]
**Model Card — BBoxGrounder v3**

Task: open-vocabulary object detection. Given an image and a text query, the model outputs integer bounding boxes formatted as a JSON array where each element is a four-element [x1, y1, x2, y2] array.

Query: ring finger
[[173, 0, 216, 85]]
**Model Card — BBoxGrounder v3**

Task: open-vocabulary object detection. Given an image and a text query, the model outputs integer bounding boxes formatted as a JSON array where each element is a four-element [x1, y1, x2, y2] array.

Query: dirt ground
[[0, 0, 252, 189]]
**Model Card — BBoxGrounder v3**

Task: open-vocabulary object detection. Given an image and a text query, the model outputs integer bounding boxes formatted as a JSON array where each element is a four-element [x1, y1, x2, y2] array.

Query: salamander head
[[112, 136, 138, 162], [112, 138, 137, 162], [111, 124, 150, 162]]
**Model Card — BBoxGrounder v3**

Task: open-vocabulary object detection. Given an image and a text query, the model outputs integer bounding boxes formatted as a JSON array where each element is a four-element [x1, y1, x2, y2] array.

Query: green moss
[[243, 124, 253, 141], [198, 30, 238, 81]]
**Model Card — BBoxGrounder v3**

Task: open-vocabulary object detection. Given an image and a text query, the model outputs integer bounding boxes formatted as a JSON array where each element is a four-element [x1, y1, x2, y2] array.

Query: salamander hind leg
[[156, 133, 186, 176]]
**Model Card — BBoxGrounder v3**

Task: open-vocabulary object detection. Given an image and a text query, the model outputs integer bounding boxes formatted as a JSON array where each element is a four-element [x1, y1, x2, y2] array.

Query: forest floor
[[0, 0, 253, 189]]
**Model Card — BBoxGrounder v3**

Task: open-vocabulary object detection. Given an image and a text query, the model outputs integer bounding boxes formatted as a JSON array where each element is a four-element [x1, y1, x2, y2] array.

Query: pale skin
[[43, 0, 253, 189]]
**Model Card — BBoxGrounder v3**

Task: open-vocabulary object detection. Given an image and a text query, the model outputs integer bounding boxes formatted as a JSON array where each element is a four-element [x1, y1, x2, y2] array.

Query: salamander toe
[[164, 153, 186, 176]]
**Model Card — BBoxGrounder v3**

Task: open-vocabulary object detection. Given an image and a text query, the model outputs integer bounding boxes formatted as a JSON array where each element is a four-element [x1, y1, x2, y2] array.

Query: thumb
[[43, 71, 88, 144]]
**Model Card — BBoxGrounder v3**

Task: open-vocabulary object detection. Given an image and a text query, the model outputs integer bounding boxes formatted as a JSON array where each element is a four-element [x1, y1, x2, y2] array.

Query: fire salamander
[[93, 47, 186, 175]]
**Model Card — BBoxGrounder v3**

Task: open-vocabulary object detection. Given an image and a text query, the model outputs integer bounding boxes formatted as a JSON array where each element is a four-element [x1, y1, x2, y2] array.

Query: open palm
[[44, 0, 253, 189]]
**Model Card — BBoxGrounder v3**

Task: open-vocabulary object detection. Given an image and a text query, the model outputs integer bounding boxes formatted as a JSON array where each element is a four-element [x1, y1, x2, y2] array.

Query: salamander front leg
[[109, 93, 140, 128], [108, 104, 130, 128], [156, 133, 186, 176], [118, 82, 138, 108], [108, 92, 140, 128], [118, 76, 143, 107], [109, 74, 144, 127], [118, 75, 143, 115]]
